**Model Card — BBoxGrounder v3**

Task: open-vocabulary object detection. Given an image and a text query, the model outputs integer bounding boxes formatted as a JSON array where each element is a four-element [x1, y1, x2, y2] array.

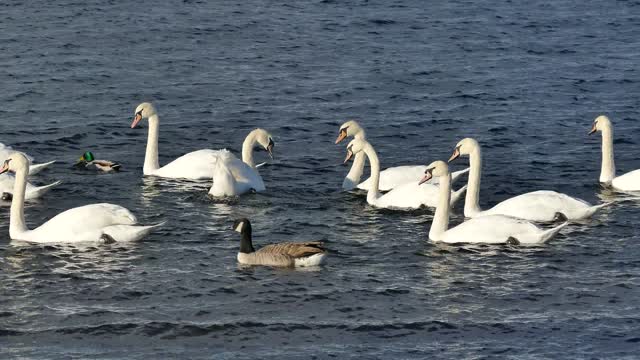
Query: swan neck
[[363, 143, 380, 203], [430, 173, 451, 241], [10, 165, 29, 237], [465, 147, 483, 216], [600, 126, 615, 183], [344, 152, 365, 189], [144, 115, 160, 174], [242, 131, 258, 168]]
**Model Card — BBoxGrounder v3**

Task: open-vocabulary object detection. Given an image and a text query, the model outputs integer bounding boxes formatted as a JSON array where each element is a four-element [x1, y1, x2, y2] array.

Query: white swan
[[335, 120, 468, 191], [0, 143, 56, 175], [208, 150, 265, 196], [344, 138, 467, 209], [449, 138, 608, 222], [589, 115, 640, 191], [424, 160, 567, 245], [0, 152, 162, 243], [131, 102, 274, 180], [0, 174, 61, 201]]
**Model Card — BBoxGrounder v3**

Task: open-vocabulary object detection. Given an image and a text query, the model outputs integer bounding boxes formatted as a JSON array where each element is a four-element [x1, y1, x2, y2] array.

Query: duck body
[[75, 152, 121, 172]]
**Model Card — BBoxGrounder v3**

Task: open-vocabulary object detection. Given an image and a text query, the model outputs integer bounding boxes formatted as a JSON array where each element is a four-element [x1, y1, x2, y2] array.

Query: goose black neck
[[239, 228, 255, 253]]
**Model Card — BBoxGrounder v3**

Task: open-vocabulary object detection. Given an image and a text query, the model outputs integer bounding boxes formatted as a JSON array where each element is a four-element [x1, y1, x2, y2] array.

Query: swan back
[[209, 150, 240, 197]]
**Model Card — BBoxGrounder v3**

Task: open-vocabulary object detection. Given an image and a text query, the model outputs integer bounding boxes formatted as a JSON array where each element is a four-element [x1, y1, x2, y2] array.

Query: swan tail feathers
[[584, 201, 613, 218], [539, 222, 568, 244], [28, 160, 57, 175], [450, 167, 470, 185], [103, 221, 165, 242], [450, 184, 468, 206], [29, 180, 62, 198]]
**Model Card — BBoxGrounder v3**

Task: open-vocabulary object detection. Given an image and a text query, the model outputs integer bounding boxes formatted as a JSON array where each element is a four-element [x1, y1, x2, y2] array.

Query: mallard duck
[[232, 218, 327, 267], [75, 152, 121, 172]]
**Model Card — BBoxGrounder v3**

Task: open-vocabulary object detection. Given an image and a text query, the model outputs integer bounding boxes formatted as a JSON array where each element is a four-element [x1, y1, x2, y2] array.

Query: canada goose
[[232, 218, 327, 267]]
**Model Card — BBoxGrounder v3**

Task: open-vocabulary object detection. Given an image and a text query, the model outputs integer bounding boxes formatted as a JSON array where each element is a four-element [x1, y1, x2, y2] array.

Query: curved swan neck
[[344, 152, 365, 189], [10, 165, 29, 237], [241, 131, 259, 168], [144, 114, 160, 174], [430, 173, 451, 241], [600, 125, 616, 183], [362, 143, 380, 203], [465, 146, 483, 217]]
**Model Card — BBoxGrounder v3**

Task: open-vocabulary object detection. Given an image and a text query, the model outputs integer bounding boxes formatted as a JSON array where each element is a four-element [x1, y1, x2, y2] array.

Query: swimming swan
[[0, 152, 163, 243], [335, 120, 468, 191], [589, 115, 640, 191], [232, 218, 327, 267], [209, 150, 266, 196], [0, 143, 56, 175], [448, 138, 609, 221], [423, 160, 567, 245], [131, 102, 274, 180], [344, 138, 467, 209], [0, 174, 61, 201]]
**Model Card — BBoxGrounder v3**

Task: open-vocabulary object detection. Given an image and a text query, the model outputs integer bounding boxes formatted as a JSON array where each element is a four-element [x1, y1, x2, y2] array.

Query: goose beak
[[588, 123, 597, 135], [267, 140, 274, 160], [131, 113, 142, 129], [0, 161, 9, 175], [343, 149, 354, 164], [448, 148, 460, 162], [335, 129, 347, 144], [419, 171, 433, 185]]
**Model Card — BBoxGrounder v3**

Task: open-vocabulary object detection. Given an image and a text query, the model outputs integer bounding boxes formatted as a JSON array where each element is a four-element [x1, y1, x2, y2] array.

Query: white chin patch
[[234, 222, 244, 233]]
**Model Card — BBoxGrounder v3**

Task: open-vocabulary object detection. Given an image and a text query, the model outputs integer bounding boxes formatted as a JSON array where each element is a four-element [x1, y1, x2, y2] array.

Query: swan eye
[[136, 110, 143, 116]]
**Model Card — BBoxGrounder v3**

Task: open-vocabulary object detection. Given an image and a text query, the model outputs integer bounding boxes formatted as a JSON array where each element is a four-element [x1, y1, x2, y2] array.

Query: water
[[1, 0, 640, 358]]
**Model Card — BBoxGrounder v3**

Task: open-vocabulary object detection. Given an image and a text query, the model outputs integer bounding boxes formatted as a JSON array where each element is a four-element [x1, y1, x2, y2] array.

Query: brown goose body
[[237, 241, 326, 267], [233, 219, 327, 267]]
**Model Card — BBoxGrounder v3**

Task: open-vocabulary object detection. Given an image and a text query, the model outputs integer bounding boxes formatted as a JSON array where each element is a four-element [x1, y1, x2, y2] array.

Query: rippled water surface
[[1, 0, 640, 358]]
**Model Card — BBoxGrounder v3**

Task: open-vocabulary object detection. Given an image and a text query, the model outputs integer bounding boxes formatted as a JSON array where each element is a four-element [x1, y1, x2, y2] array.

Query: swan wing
[[225, 155, 266, 192], [28, 203, 138, 242], [153, 149, 224, 179], [358, 165, 427, 191], [612, 169, 640, 191], [442, 215, 546, 244], [484, 190, 592, 221], [375, 182, 441, 209]]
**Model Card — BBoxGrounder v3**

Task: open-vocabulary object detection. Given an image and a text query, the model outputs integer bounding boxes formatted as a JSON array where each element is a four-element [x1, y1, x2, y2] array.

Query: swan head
[[335, 120, 364, 144], [131, 102, 157, 128], [449, 137, 479, 162], [0, 152, 29, 175], [420, 160, 448, 185], [589, 115, 611, 135], [343, 138, 367, 164], [249, 128, 275, 159]]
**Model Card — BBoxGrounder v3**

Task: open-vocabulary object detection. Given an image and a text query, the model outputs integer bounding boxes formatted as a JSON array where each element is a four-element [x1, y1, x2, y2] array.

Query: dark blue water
[[1, 0, 640, 358]]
